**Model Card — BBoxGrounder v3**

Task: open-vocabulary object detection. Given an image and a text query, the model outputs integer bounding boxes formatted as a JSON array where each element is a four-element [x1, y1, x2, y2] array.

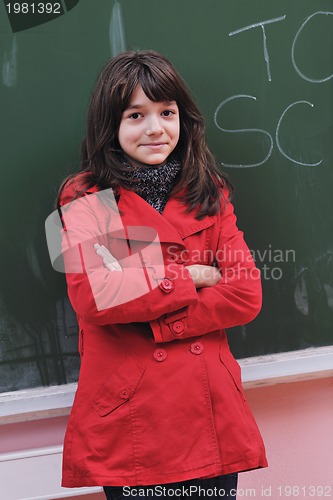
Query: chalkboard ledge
[[0, 445, 102, 498], [0, 346, 332, 425], [240, 345, 333, 389]]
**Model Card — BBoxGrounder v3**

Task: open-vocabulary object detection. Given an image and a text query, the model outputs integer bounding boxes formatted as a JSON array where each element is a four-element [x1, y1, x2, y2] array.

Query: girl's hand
[[94, 244, 122, 272], [186, 264, 222, 288]]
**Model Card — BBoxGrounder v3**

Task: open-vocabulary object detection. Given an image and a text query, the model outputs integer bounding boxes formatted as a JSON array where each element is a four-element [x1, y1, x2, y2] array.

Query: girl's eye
[[129, 112, 141, 120], [161, 110, 175, 117]]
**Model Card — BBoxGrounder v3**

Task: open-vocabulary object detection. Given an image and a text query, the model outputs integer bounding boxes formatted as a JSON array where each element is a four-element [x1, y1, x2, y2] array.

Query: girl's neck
[[122, 156, 181, 213]]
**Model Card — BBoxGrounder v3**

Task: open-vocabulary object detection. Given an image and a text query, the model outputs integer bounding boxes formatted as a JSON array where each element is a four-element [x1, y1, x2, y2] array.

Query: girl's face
[[118, 85, 180, 167]]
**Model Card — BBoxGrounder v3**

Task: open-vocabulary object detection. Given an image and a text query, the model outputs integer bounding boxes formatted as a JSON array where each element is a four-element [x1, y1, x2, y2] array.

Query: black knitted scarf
[[122, 157, 181, 213]]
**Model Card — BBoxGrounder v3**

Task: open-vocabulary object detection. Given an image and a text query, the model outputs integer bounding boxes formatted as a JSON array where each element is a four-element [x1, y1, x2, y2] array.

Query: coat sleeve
[[59, 182, 198, 325], [148, 198, 262, 342]]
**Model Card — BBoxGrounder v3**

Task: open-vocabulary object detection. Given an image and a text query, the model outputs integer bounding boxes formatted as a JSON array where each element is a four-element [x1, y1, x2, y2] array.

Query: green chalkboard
[[1, 0, 333, 392]]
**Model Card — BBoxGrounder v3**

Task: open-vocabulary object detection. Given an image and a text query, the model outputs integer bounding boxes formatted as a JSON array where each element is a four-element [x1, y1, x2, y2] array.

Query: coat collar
[[117, 187, 215, 244], [162, 195, 216, 239]]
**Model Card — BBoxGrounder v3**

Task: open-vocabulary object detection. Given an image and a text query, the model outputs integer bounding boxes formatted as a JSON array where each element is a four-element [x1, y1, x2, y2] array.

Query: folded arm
[[148, 199, 262, 342], [59, 184, 198, 325]]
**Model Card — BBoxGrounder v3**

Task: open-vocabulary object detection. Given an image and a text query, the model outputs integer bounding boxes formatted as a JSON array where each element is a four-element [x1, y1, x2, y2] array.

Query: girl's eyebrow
[[162, 100, 177, 106], [125, 104, 143, 111], [125, 100, 177, 111], [125, 104, 142, 111]]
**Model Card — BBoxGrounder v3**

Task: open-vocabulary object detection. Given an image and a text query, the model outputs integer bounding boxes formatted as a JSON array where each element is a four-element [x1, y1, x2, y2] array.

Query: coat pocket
[[219, 345, 246, 402], [91, 355, 145, 417]]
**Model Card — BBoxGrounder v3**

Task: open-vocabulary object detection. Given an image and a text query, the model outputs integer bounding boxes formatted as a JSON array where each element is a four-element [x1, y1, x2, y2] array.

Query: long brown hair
[[58, 50, 232, 219]]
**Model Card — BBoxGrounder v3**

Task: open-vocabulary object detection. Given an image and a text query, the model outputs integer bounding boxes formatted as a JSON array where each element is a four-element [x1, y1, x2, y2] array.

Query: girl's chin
[[125, 156, 169, 169]]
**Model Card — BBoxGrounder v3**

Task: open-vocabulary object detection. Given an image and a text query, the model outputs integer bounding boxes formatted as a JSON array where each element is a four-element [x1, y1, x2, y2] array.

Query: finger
[[97, 247, 111, 258], [103, 257, 122, 271], [95, 248, 105, 258], [105, 262, 122, 272], [94, 244, 107, 257], [102, 253, 119, 265], [94, 244, 116, 260]]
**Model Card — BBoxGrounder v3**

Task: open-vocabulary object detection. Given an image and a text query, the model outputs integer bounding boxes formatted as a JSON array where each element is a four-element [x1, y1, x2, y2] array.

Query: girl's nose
[[146, 115, 164, 135]]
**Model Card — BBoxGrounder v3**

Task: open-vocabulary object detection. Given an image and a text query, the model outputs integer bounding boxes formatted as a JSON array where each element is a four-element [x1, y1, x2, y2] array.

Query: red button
[[153, 349, 167, 362], [172, 320, 185, 335], [190, 342, 204, 355], [120, 389, 131, 399], [159, 278, 174, 293]]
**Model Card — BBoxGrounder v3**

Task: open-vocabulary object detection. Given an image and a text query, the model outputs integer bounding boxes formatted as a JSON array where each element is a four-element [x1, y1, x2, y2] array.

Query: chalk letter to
[[229, 16, 286, 81], [291, 11, 333, 83]]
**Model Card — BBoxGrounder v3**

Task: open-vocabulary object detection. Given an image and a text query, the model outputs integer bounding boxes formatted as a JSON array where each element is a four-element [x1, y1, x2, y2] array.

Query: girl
[[57, 50, 267, 499]]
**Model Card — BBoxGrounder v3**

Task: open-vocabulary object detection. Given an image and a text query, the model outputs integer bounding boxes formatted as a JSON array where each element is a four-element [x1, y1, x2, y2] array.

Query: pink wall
[[2, 377, 332, 500], [0, 415, 69, 454], [238, 377, 333, 499]]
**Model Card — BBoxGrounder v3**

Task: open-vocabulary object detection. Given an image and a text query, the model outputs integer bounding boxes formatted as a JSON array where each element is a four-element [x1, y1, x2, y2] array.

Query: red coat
[[59, 179, 267, 487]]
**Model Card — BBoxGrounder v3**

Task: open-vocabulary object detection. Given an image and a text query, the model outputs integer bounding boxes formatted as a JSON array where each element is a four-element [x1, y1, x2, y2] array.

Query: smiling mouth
[[141, 143, 166, 148]]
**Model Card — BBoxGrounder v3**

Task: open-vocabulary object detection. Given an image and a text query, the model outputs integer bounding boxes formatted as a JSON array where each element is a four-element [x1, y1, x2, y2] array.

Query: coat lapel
[[163, 196, 216, 239], [117, 188, 216, 244]]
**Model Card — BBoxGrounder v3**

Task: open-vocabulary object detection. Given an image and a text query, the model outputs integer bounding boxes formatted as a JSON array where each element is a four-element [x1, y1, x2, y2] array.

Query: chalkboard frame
[[1, 0, 333, 395]]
